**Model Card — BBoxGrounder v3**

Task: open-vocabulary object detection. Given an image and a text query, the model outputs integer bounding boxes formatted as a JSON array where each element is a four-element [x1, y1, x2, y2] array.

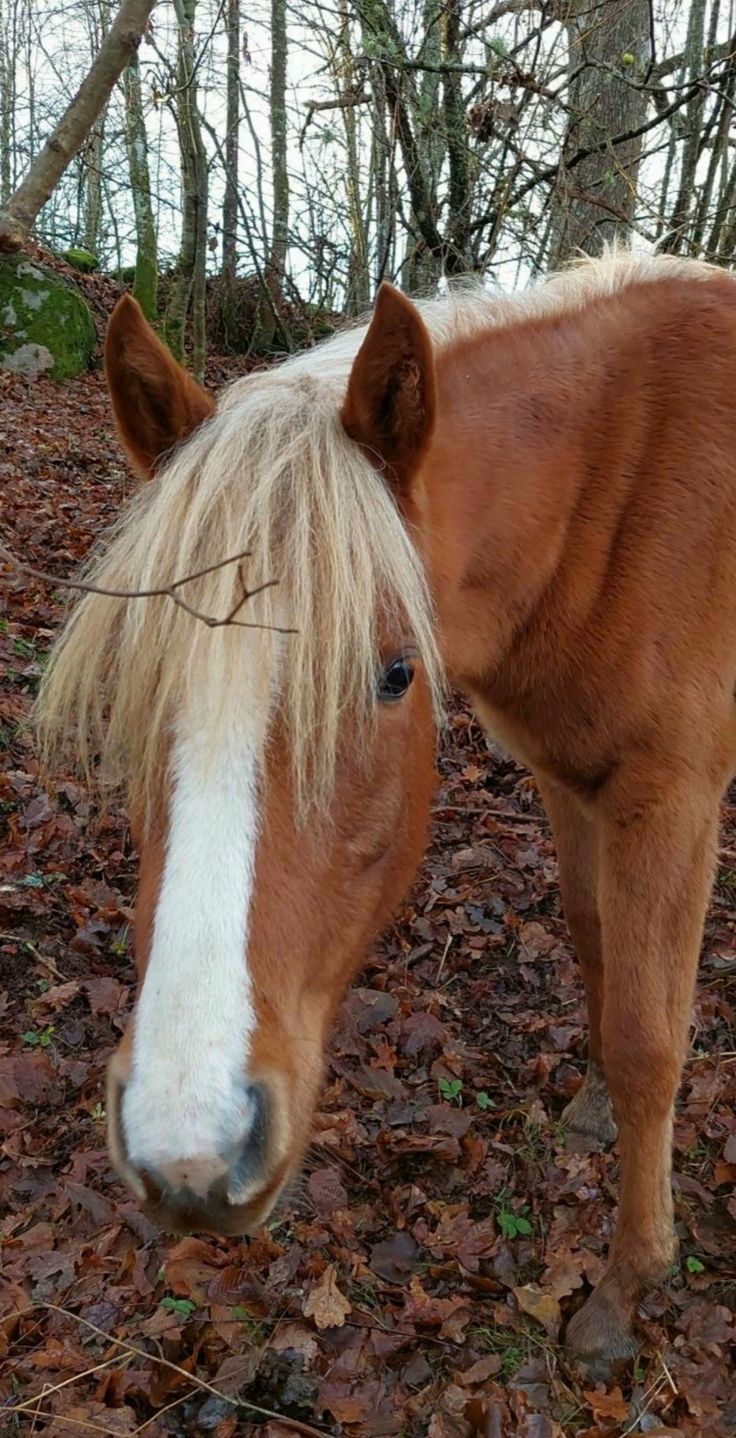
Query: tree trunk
[[123, 49, 158, 318], [0, 0, 16, 205], [661, 0, 708, 253], [335, 16, 368, 315], [82, 0, 111, 258], [164, 0, 208, 379], [256, 0, 289, 344], [402, 0, 443, 291], [222, 0, 239, 279], [358, 0, 442, 273], [370, 59, 393, 289], [549, 0, 651, 265], [0, 0, 157, 252], [443, 0, 472, 276], [82, 119, 104, 254]]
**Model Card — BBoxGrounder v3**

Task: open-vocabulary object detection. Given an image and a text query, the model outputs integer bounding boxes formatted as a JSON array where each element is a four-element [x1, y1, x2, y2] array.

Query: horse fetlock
[[565, 1281, 637, 1378], [611, 1216, 677, 1286], [561, 1062, 617, 1147]]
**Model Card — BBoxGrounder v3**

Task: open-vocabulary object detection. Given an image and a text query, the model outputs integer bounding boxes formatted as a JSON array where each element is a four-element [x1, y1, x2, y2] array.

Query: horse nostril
[[107, 1051, 147, 1201], [106, 1056, 272, 1216], [227, 1081, 268, 1199], [147, 1083, 268, 1206]]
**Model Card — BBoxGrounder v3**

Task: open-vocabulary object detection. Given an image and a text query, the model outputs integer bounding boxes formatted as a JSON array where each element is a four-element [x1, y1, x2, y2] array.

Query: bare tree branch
[[0, 0, 156, 252], [0, 546, 298, 634]]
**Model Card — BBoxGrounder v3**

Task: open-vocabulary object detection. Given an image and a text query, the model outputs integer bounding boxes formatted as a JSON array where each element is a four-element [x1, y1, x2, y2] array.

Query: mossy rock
[[61, 246, 99, 273], [0, 255, 96, 380]]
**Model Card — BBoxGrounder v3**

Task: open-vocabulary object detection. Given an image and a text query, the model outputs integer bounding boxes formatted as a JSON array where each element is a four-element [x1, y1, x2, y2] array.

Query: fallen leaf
[[370, 1230, 418, 1284], [303, 1263, 351, 1330], [584, 1384, 631, 1421], [512, 1283, 561, 1337], [307, 1165, 348, 1215]]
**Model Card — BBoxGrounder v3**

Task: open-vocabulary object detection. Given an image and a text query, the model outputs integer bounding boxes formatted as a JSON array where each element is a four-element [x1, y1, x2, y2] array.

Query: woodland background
[[3, 1, 736, 364], [1, 2, 736, 1437]]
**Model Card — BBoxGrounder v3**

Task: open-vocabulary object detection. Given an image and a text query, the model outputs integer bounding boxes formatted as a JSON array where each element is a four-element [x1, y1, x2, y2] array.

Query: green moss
[[61, 247, 99, 273], [132, 251, 158, 322], [0, 255, 96, 380]]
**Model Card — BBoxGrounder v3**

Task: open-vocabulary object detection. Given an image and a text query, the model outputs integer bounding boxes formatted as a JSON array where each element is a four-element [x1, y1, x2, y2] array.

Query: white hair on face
[[120, 696, 262, 1184], [38, 247, 723, 820]]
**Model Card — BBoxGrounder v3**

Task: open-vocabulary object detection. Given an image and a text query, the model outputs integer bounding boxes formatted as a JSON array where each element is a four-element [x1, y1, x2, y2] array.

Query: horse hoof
[[561, 1064, 618, 1148], [565, 1288, 637, 1379]]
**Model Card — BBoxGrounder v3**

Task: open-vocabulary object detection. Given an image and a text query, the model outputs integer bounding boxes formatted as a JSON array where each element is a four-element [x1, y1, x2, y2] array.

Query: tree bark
[[123, 49, 158, 318], [269, 0, 289, 286], [402, 0, 443, 291], [443, 0, 471, 275], [82, 119, 104, 254], [335, 15, 368, 315], [222, 0, 239, 279], [0, 0, 156, 252], [255, 0, 289, 343], [0, 0, 17, 205], [164, 0, 208, 379], [82, 0, 111, 258], [549, 0, 651, 265], [661, 0, 708, 254]]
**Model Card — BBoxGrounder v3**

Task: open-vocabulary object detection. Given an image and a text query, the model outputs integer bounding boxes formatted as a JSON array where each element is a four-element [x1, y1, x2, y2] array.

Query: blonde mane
[[38, 248, 722, 821]]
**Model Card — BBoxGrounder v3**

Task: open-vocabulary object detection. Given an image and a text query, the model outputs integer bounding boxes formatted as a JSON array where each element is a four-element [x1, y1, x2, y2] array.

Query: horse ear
[[105, 295, 214, 479], [341, 283, 436, 492]]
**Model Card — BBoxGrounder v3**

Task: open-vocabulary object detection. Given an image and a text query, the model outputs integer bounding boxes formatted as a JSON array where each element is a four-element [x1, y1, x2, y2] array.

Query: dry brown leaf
[[583, 1384, 631, 1421], [303, 1262, 351, 1330], [512, 1283, 561, 1337], [270, 1321, 320, 1364]]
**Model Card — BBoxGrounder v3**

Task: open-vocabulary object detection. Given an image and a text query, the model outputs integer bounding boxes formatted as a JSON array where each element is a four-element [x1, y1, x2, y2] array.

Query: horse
[[38, 250, 736, 1373]]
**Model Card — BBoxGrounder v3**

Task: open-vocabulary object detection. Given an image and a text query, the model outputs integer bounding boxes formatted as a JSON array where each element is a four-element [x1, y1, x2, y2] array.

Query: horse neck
[[422, 282, 683, 691]]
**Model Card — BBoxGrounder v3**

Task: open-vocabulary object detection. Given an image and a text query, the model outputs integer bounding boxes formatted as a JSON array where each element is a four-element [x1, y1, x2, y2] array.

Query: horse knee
[[565, 907, 602, 965], [602, 1022, 682, 1125]]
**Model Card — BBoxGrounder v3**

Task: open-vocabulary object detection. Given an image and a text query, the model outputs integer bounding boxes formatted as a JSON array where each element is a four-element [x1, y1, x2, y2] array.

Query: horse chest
[[468, 687, 615, 803]]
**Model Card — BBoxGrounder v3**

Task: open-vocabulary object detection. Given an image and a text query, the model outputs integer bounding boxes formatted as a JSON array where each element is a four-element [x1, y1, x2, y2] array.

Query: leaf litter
[[1, 347, 735, 1437]]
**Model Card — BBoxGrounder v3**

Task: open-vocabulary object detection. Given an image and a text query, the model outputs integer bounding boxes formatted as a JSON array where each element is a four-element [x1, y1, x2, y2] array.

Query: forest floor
[[1, 358, 735, 1438]]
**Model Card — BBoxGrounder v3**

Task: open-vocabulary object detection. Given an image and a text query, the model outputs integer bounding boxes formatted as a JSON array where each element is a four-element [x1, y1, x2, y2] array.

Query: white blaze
[[121, 702, 261, 1180]]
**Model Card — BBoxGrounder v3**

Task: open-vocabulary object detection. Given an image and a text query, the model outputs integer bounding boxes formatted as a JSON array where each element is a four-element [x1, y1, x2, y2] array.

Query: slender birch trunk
[[222, 0, 239, 279], [0, 0, 156, 252], [123, 49, 158, 318], [164, 0, 208, 378]]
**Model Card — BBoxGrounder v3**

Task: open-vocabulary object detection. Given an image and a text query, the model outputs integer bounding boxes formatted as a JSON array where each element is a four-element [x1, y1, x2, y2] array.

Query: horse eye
[[378, 656, 415, 703]]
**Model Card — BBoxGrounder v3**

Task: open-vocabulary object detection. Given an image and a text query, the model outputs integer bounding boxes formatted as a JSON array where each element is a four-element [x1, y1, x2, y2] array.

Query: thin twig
[[4, 1303, 329, 1438], [0, 546, 298, 635], [0, 932, 64, 981], [7, 1353, 128, 1415], [132, 1386, 200, 1434], [436, 930, 453, 983], [433, 805, 540, 823], [0, 1405, 130, 1436]]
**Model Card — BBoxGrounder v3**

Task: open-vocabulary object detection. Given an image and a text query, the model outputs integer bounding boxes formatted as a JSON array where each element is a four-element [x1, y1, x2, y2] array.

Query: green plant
[[22, 1025, 55, 1048], [438, 1076, 463, 1105], [472, 1324, 525, 1379], [686, 1255, 705, 1274], [160, 1295, 196, 1318], [496, 1201, 533, 1239], [475, 1091, 494, 1110], [228, 1305, 268, 1341]]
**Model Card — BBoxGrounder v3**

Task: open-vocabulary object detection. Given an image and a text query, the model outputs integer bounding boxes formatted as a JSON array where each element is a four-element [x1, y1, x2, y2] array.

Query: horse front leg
[[566, 771, 719, 1372], [538, 778, 617, 1146]]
